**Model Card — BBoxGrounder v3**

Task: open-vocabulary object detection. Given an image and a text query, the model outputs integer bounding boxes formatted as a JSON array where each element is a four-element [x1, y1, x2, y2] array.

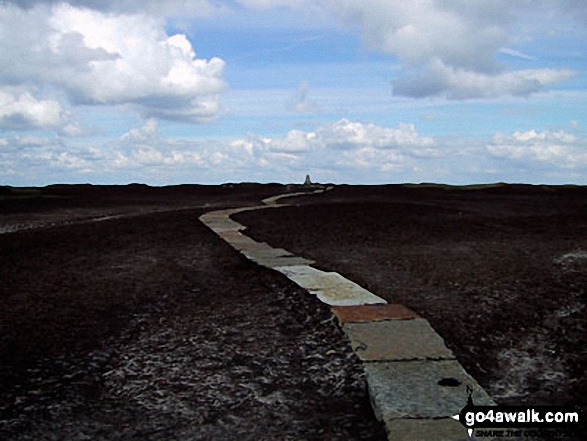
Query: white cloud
[[60, 122, 85, 137], [487, 129, 587, 167], [287, 82, 321, 114], [0, 133, 99, 176], [324, 0, 515, 72], [0, 3, 226, 123], [116, 119, 211, 169], [4, 117, 587, 185], [269, 129, 315, 153], [236, 0, 312, 11], [232, 0, 585, 101], [50, 151, 93, 170], [6, 0, 221, 17], [0, 88, 67, 130], [317, 118, 435, 152], [15, 135, 54, 146], [319, 0, 578, 99], [230, 118, 438, 173], [499, 47, 536, 61], [335, 146, 404, 171], [120, 118, 159, 144], [392, 59, 577, 99]]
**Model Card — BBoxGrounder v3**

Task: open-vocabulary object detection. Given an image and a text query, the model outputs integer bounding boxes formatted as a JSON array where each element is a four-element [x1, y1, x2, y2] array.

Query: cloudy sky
[[1, 0, 586, 185]]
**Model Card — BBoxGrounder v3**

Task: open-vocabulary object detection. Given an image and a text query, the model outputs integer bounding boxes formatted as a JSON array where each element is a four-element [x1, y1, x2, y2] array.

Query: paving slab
[[216, 231, 258, 246], [232, 241, 275, 251], [199, 211, 225, 217], [252, 256, 316, 267], [364, 360, 495, 421], [201, 220, 246, 232], [199, 192, 498, 441], [343, 319, 455, 361], [272, 265, 329, 286], [262, 192, 307, 205], [224, 206, 267, 214], [383, 418, 471, 441], [274, 265, 386, 306], [198, 212, 231, 221], [199, 213, 246, 228], [217, 219, 246, 229], [332, 304, 419, 323], [242, 248, 294, 262], [242, 248, 293, 258]]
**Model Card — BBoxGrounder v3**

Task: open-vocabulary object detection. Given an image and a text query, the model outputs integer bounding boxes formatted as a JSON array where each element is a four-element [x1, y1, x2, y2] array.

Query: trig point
[[303, 174, 312, 187]]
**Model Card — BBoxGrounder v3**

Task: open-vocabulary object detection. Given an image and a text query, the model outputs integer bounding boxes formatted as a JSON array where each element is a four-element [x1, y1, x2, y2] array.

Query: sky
[[1, 0, 586, 185]]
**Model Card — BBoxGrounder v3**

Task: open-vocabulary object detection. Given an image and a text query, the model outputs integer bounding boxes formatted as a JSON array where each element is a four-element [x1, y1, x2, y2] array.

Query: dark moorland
[[0, 184, 386, 440], [1, 183, 586, 440], [236, 184, 587, 410]]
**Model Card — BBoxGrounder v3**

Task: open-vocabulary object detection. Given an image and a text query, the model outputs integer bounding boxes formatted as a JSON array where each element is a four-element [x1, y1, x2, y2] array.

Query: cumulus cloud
[[0, 132, 99, 180], [14, 135, 55, 146], [1, 119, 209, 181], [0, 88, 67, 130], [221, 0, 582, 101], [4, 0, 220, 17], [318, 118, 435, 153], [116, 119, 211, 168], [0, 3, 226, 123], [238, 118, 435, 153], [487, 129, 587, 168], [5, 116, 586, 185], [392, 59, 577, 99], [120, 119, 159, 144], [320, 0, 578, 99], [230, 118, 438, 173], [324, 0, 514, 72], [1, 0, 581, 127]]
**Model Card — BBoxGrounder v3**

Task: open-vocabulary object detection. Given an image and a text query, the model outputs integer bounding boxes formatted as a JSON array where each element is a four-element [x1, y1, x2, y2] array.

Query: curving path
[[200, 188, 496, 441]]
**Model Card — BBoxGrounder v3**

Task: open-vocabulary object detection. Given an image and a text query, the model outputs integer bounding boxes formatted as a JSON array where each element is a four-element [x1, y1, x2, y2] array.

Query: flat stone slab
[[242, 248, 293, 258], [273, 265, 328, 286], [343, 319, 455, 361], [332, 304, 419, 323], [253, 256, 316, 268], [224, 206, 267, 214], [199, 213, 247, 231], [202, 221, 246, 232], [384, 418, 472, 441], [216, 231, 258, 245], [215, 230, 249, 239], [365, 360, 495, 421], [200, 192, 498, 441], [262, 192, 307, 205], [201, 206, 265, 217], [242, 248, 295, 262], [198, 213, 231, 222], [274, 265, 386, 306], [232, 241, 275, 251]]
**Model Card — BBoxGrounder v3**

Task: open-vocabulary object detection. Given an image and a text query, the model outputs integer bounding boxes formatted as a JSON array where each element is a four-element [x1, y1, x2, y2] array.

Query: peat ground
[[0, 184, 386, 440], [235, 184, 587, 410]]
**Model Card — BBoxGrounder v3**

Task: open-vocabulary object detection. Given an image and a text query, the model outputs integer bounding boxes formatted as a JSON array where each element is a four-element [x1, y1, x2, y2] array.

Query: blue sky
[[1, 0, 586, 185]]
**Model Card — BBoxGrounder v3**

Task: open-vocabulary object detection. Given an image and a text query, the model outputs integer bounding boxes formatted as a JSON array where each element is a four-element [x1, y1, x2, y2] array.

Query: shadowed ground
[[235, 184, 587, 409], [0, 185, 386, 440]]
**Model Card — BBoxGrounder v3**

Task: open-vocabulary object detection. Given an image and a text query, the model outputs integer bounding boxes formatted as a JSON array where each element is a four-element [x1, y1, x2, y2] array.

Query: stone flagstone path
[[199, 189, 496, 441]]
